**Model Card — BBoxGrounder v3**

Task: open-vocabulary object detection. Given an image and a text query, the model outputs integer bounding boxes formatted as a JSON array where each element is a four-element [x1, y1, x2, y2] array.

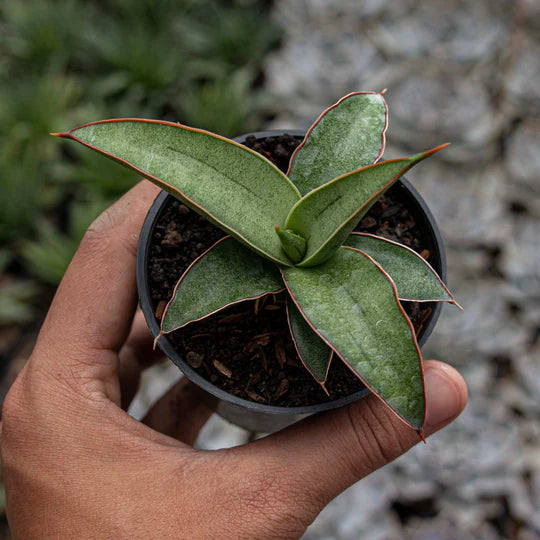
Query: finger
[[142, 378, 214, 445], [118, 310, 166, 410], [231, 360, 467, 513], [32, 181, 161, 393]]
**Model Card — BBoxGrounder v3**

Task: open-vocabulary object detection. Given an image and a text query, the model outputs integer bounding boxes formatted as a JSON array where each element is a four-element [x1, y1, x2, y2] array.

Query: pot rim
[[136, 130, 446, 416]]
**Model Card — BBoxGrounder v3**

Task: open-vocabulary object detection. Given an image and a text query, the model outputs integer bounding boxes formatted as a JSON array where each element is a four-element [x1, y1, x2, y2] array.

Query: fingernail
[[424, 366, 463, 427]]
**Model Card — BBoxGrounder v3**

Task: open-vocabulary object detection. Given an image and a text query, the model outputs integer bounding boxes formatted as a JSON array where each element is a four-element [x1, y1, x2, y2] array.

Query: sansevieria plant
[[53, 91, 462, 436]]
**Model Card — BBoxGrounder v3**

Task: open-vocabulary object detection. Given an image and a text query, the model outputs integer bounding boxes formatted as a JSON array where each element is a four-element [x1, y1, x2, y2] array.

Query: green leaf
[[275, 226, 306, 264], [161, 237, 284, 334], [21, 199, 109, 285], [345, 233, 460, 306], [21, 220, 79, 285], [0, 250, 11, 274], [281, 247, 426, 430], [53, 120, 301, 266], [286, 144, 449, 268], [179, 68, 261, 138], [286, 297, 332, 385], [0, 280, 38, 325], [288, 92, 388, 195]]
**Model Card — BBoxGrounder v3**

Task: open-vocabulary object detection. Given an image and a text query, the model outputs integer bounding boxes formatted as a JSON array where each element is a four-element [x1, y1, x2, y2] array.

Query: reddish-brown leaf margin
[[286, 91, 389, 178], [285, 298, 333, 395], [348, 233, 463, 309], [156, 235, 285, 339], [281, 246, 427, 434]]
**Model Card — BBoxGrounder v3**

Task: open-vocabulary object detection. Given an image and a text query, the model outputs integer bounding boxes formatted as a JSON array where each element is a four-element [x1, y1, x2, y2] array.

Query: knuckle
[[2, 361, 84, 441], [79, 205, 136, 260], [48, 362, 105, 404], [344, 398, 409, 475], [88, 205, 120, 237], [78, 226, 110, 262], [1, 377, 38, 469], [1, 380, 26, 429], [80, 208, 117, 253]]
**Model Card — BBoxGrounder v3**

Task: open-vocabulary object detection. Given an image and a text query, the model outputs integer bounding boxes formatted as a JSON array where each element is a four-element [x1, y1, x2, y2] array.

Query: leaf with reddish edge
[[286, 296, 332, 390], [52, 119, 300, 266], [288, 92, 388, 196], [345, 233, 462, 308], [281, 246, 426, 431], [160, 237, 284, 334], [285, 144, 449, 268]]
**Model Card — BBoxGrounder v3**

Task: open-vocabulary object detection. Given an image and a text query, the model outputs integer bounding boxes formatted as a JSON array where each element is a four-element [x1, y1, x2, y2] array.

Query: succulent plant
[[53, 91, 462, 436]]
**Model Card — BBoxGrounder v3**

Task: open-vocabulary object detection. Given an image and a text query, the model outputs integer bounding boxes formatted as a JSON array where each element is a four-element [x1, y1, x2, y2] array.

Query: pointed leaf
[[281, 247, 426, 430], [161, 237, 284, 333], [286, 296, 332, 384], [286, 144, 449, 268], [275, 226, 306, 263], [346, 233, 459, 305], [53, 120, 300, 266], [288, 92, 388, 195]]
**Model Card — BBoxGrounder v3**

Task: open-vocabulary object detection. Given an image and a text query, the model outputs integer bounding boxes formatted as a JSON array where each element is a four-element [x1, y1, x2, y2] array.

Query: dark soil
[[147, 134, 435, 407]]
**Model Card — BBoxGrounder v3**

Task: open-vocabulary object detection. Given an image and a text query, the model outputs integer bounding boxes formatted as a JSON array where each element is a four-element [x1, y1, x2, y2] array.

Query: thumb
[[233, 360, 467, 516]]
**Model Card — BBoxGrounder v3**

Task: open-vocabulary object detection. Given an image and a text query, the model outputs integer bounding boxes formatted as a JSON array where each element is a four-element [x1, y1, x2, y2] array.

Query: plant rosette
[[53, 92, 462, 436]]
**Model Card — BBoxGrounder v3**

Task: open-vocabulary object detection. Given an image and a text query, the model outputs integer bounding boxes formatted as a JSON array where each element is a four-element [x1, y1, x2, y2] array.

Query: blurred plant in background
[[0, 0, 281, 324], [0, 2, 281, 531]]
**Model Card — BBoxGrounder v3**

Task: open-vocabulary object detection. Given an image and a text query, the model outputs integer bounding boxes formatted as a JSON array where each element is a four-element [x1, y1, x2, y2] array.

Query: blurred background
[[0, 0, 538, 538]]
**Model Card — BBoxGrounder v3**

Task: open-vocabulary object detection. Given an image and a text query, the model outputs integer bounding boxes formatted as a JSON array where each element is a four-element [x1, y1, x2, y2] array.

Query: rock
[[387, 71, 496, 162], [426, 279, 529, 360], [266, 32, 382, 123], [521, 0, 540, 33], [506, 35, 540, 112], [161, 229, 183, 247], [127, 362, 183, 421], [505, 119, 540, 217], [195, 414, 250, 450], [515, 345, 540, 414], [304, 470, 400, 539], [371, 0, 510, 65], [500, 216, 540, 296], [403, 160, 511, 247], [186, 350, 203, 369], [507, 119, 540, 184], [403, 517, 499, 540]]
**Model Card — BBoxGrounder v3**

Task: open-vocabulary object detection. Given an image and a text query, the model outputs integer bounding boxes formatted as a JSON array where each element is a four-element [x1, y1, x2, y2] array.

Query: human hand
[[1, 182, 467, 539]]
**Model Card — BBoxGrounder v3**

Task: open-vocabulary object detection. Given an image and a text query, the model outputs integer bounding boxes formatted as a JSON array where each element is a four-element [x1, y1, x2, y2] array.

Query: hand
[[1, 182, 467, 539]]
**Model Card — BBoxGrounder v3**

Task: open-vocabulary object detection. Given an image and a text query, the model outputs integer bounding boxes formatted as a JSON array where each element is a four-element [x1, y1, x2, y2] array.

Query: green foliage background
[[0, 0, 281, 325]]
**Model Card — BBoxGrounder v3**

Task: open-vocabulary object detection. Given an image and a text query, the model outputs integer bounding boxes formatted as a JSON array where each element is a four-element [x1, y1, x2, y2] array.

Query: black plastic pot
[[136, 130, 447, 432]]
